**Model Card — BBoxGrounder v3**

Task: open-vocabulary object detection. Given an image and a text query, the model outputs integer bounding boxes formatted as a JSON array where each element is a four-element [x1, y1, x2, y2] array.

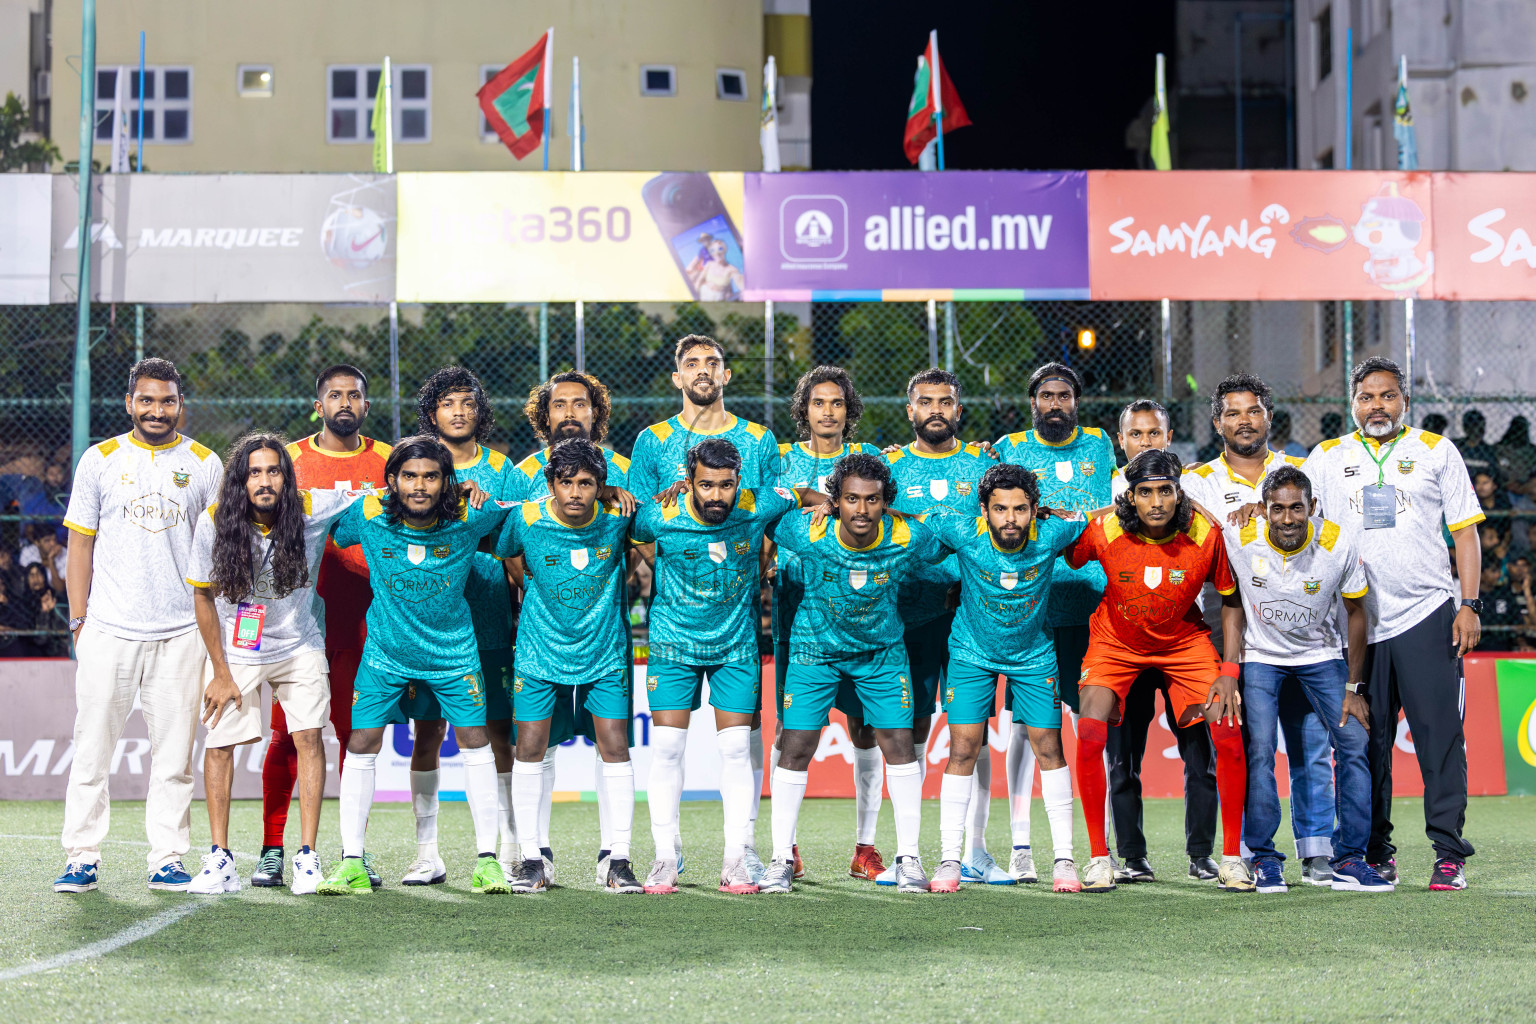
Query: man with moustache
[[55, 359, 224, 893]]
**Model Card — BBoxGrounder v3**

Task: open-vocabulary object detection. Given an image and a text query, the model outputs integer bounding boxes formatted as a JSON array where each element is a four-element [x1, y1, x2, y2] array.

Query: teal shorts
[[648, 659, 760, 715], [781, 647, 913, 732], [481, 648, 514, 722], [778, 645, 883, 722], [516, 667, 631, 725], [903, 611, 952, 720], [950, 658, 1062, 729], [354, 661, 487, 730]]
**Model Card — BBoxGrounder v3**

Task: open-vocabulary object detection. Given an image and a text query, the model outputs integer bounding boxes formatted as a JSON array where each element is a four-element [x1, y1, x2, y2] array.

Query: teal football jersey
[[768, 512, 943, 664], [454, 445, 517, 650], [330, 495, 509, 682], [632, 485, 798, 664], [495, 499, 632, 682], [772, 441, 879, 644], [926, 510, 1089, 675], [628, 414, 782, 501], [994, 426, 1116, 627], [883, 440, 995, 627], [505, 444, 631, 503]]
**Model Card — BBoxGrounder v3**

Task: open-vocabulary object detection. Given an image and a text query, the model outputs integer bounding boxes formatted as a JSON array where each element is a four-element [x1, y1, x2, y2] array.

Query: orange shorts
[[1078, 632, 1222, 726]]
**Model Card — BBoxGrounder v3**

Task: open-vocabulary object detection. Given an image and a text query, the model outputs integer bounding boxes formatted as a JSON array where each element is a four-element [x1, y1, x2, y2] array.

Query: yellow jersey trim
[[63, 519, 96, 537], [1446, 512, 1487, 533], [1319, 520, 1341, 552], [129, 433, 184, 452], [95, 438, 121, 458], [834, 519, 885, 552]]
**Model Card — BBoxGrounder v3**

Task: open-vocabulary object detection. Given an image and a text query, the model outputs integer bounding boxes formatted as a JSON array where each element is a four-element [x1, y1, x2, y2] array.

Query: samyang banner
[[1429, 172, 1536, 300]]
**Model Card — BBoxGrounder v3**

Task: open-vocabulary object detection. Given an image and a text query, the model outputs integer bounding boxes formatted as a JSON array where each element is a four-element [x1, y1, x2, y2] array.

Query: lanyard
[[1359, 428, 1405, 487]]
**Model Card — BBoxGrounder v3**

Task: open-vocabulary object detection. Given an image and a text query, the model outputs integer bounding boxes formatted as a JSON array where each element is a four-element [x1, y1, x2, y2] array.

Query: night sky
[[811, 0, 1178, 171]]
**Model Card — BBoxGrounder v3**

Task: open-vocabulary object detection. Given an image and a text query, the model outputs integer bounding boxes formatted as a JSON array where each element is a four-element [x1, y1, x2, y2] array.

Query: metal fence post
[[764, 299, 775, 429], [134, 303, 144, 362], [574, 300, 585, 373], [71, 0, 98, 469], [926, 299, 939, 367], [1404, 296, 1415, 391], [1160, 298, 1173, 403], [1342, 300, 1354, 407], [538, 302, 549, 381], [944, 300, 955, 372], [388, 301, 401, 440]]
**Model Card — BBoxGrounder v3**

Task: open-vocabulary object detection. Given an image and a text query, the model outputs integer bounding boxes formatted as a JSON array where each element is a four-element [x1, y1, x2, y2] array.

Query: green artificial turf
[[1, 796, 1532, 1023]]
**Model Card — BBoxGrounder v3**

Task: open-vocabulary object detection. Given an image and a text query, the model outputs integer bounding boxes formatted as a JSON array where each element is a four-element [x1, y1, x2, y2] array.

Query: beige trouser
[[61, 624, 206, 870]]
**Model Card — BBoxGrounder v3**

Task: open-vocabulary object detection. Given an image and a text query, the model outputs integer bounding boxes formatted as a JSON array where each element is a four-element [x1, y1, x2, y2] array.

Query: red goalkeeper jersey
[[1064, 511, 1235, 654], [285, 433, 392, 651]]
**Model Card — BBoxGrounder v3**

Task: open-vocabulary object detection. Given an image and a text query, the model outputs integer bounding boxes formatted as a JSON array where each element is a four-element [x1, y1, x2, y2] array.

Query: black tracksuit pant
[[1107, 670, 1219, 860]]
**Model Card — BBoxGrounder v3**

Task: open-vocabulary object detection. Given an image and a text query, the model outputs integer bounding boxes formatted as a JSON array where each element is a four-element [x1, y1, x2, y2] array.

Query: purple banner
[[742, 171, 1089, 299]]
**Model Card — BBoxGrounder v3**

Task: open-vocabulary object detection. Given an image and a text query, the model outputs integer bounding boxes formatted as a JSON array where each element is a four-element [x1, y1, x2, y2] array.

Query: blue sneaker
[[960, 849, 1016, 885], [148, 860, 193, 891], [1332, 857, 1395, 892], [53, 861, 98, 893], [1253, 857, 1288, 894]]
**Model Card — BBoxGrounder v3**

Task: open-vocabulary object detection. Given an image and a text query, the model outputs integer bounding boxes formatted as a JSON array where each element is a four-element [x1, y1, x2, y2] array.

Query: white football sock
[[770, 766, 807, 862], [966, 742, 992, 856], [940, 771, 974, 863], [1041, 766, 1076, 862], [648, 726, 688, 859], [513, 759, 543, 862], [410, 768, 439, 859], [496, 771, 515, 855], [748, 727, 764, 827], [538, 748, 556, 848], [886, 760, 923, 859], [1007, 724, 1036, 847], [595, 748, 614, 852], [852, 745, 883, 845], [339, 752, 376, 859], [601, 761, 635, 861], [461, 745, 500, 856], [717, 726, 753, 860], [767, 741, 788, 844]]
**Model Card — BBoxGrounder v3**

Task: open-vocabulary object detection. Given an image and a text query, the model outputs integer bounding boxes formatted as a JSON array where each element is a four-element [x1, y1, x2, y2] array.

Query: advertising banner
[[50, 174, 396, 303], [396, 171, 746, 302], [1429, 172, 1536, 300], [743, 170, 1089, 301], [0, 174, 51, 303], [1490, 655, 1536, 796], [1089, 170, 1438, 300]]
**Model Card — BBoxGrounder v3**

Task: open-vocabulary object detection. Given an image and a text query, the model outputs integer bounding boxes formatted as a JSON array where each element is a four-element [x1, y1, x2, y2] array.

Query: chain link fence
[[4, 298, 1535, 649]]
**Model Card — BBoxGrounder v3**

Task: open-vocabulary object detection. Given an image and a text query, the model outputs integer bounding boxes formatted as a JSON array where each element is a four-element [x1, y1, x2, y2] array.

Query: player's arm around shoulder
[[328, 497, 367, 549], [1043, 507, 1091, 553]]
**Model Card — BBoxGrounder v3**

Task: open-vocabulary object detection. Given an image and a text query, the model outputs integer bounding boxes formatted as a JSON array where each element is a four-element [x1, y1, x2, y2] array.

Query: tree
[[0, 93, 60, 171]]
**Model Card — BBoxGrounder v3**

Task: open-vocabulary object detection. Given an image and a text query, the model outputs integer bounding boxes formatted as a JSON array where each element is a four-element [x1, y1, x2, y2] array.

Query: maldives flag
[[902, 31, 971, 165], [478, 30, 553, 160]]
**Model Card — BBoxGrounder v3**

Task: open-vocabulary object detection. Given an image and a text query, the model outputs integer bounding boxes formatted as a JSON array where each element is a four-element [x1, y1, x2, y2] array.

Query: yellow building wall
[[51, 0, 763, 172]]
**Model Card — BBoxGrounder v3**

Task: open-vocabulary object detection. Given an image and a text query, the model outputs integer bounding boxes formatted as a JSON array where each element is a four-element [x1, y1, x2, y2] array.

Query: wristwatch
[[1345, 681, 1364, 694], [1460, 598, 1484, 615], [69, 614, 87, 631]]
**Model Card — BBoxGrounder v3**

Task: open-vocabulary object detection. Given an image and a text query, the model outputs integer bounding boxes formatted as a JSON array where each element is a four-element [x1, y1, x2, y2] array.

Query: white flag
[[110, 67, 133, 173], [760, 57, 781, 173]]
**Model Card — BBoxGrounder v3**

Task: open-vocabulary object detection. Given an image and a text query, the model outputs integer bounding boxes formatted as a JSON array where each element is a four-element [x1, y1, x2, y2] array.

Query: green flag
[[371, 58, 390, 173]]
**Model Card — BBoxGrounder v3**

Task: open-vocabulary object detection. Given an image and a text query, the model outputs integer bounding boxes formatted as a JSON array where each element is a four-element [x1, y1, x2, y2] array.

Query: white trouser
[[61, 625, 206, 870]]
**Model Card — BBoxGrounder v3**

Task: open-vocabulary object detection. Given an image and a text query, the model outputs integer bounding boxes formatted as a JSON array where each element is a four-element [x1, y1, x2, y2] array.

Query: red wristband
[[1219, 662, 1240, 679]]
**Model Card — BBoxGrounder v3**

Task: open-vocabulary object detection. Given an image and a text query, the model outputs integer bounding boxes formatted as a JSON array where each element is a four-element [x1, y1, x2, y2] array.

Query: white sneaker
[[759, 858, 794, 894], [894, 855, 930, 893], [674, 834, 686, 876], [188, 847, 239, 895], [741, 845, 767, 885], [719, 856, 759, 894], [542, 850, 557, 887], [1052, 858, 1083, 893], [643, 858, 679, 894], [1009, 846, 1038, 883], [1082, 855, 1118, 893], [594, 852, 611, 887], [400, 856, 447, 886], [290, 849, 322, 895]]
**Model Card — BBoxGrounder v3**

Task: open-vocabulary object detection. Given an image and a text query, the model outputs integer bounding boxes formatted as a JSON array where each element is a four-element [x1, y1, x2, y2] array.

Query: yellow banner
[[397, 171, 746, 302]]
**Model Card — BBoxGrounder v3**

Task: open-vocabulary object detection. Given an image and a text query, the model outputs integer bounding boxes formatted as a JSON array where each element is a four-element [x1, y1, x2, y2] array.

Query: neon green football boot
[[471, 855, 511, 895], [316, 856, 374, 895]]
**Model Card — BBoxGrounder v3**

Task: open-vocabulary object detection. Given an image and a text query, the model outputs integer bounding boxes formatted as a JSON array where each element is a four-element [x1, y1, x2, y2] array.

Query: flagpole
[[72, 0, 97, 470], [1397, 53, 1417, 390], [136, 33, 145, 170], [571, 54, 584, 372], [542, 27, 553, 171], [1342, 28, 1353, 407], [930, 29, 945, 171], [383, 56, 393, 173]]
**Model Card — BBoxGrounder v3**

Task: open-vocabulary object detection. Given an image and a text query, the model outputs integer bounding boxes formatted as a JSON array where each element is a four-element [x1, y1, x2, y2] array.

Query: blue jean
[[1279, 675, 1337, 859], [1241, 659, 1371, 865]]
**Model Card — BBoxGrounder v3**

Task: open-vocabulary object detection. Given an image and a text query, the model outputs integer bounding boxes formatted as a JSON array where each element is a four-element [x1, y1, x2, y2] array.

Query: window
[[640, 65, 676, 97], [94, 66, 192, 144], [715, 68, 746, 101], [238, 64, 273, 98], [1314, 6, 1333, 83], [480, 64, 506, 141], [327, 63, 431, 144]]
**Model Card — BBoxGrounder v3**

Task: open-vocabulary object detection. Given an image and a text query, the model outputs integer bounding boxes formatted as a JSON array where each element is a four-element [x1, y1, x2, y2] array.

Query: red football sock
[[261, 701, 298, 848], [1076, 717, 1109, 858], [1208, 720, 1247, 858]]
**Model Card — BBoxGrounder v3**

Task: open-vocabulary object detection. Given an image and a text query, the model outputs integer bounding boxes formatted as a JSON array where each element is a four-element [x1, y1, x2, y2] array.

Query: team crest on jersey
[[944, 687, 954, 706], [433, 545, 450, 558], [1055, 461, 1073, 482], [1000, 571, 1019, 590], [733, 539, 751, 555], [1079, 461, 1096, 477], [873, 571, 890, 585], [570, 547, 589, 570], [906, 485, 923, 498], [782, 692, 793, 708], [407, 544, 426, 565], [172, 471, 190, 488], [1305, 580, 1322, 595], [956, 482, 972, 496], [708, 541, 728, 563], [1253, 556, 1269, 575], [594, 545, 613, 561], [1397, 459, 1415, 475], [513, 676, 524, 693], [930, 479, 949, 500], [1169, 569, 1186, 585], [849, 570, 868, 590], [647, 675, 658, 692], [1144, 566, 1163, 588], [1023, 567, 1039, 582]]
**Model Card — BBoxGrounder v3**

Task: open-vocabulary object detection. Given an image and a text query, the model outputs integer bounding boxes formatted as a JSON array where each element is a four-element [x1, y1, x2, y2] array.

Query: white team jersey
[[1180, 450, 1307, 538], [1230, 516, 1368, 666], [186, 488, 364, 665], [63, 432, 224, 641], [1110, 466, 1127, 499], [1303, 428, 1484, 643]]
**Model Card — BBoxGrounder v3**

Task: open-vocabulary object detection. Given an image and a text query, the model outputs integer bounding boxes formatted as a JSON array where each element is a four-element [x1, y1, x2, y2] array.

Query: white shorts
[[203, 649, 330, 748]]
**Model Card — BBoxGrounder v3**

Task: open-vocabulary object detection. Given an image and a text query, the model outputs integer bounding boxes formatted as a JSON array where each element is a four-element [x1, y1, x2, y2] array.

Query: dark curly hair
[[1027, 362, 1082, 400], [674, 334, 725, 367], [686, 438, 742, 479], [790, 365, 864, 441], [1350, 355, 1409, 399], [209, 432, 309, 603], [1210, 372, 1275, 422], [416, 366, 494, 442], [522, 371, 611, 445], [825, 452, 896, 507], [383, 435, 462, 525], [906, 367, 962, 402], [1260, 464, 1314, 505], [544, 437, 609, 488], [978, 463, 1040, 509], [127, 357, 184, 397], [1114, 448, 1193, 534]]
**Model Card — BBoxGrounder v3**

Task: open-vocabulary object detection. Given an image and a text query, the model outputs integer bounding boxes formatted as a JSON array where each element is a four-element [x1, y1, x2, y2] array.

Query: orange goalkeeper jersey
[[1063, 511, 1235, 655]]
